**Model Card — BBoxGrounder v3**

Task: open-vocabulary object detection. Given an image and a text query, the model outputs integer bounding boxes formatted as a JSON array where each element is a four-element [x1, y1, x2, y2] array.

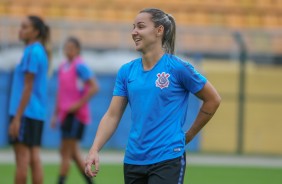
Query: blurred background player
[[85, 8, 221, 184], [51, 37, 99, 184], [8, 15, 50, 184]]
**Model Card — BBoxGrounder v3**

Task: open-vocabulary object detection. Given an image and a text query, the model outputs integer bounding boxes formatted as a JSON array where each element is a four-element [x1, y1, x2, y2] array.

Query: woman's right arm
[[51, 98, 59, 129], [85, 96, 128, 177]]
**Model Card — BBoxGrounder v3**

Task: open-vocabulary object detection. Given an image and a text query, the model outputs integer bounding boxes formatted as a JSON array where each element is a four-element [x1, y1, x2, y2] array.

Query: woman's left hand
[[50, 115, 58, 129], [9, 117, 21, 138], [68, 102, 81, 113], [185, 131, 194, 145]]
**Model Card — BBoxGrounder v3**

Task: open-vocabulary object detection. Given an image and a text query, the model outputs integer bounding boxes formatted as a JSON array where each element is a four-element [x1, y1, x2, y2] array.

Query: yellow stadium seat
[[186, 0, 202, 6], [45, 5, 63, 18], [89, 8, 119, 22], [87, 8, 108, 21], [7, 0, 27, 5], [2, 0, 282, 44], [63, 6, 85, 20], [55, 0, 71, 6], [97, 8, 118, 22], [239, 0, 255, 9], [7, 3, 27, 17], [209, 12, 225, 27], [279, 15, 282, 27], [256, 0, 274, 9], [80, 8, 100, 21], [0, 2, 7, 15], [78, 8, 91, 21], [222, 0, 239, 8], [173, 12, 189, 25], [278, 0, 282, 9], [246, 13, 262, 28], [226, 13, 245, 29], [26, 5, 45, 17], [119, 9, 136, 23], [262, 14, 280, 28], [193, 11, 210, 26], [60, 0, 84, 6], [37, 0, 57, 6]]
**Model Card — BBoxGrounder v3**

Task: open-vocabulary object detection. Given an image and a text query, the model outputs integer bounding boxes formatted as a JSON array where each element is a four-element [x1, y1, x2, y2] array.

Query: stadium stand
[[1, 0, 281, 27], [0, 0, 281, 57]]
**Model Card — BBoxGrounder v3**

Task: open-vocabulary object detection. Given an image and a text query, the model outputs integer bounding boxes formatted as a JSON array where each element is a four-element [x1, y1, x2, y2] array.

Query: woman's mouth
[[134, 38, 142, 44]]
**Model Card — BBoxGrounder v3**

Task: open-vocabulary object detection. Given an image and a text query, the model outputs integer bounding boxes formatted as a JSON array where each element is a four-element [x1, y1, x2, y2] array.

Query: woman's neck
[[25, 38, 38, 45], [142, 47, 165, 71], [67, 55, 79, 62]]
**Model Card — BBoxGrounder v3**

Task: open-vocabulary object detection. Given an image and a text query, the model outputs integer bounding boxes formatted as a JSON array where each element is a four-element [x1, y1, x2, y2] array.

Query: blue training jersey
[[76, 63, 94, 81], [113, 53, 207, 165], [9, 42, 48, 121]]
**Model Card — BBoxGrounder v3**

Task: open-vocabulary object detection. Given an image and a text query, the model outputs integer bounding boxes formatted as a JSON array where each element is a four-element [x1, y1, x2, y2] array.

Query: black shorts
[[9, 116, 43, 147], [124, 153, 186, 184], [60, 113, 85, 140]]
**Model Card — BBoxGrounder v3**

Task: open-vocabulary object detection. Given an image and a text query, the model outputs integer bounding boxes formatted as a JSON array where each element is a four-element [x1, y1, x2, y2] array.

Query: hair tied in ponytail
[[140, 8, 176, 55]]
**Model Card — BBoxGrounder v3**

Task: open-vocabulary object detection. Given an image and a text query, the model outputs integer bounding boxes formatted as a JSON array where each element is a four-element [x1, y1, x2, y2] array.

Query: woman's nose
[[131, 28, 138, 36]]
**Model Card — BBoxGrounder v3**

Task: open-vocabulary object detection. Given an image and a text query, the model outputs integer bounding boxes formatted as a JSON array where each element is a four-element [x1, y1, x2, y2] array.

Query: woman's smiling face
[[132, 12, 163, 53]]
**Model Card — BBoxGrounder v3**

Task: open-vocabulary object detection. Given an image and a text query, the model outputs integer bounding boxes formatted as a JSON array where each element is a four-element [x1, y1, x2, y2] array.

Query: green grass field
[[1, 164, 281, 184]]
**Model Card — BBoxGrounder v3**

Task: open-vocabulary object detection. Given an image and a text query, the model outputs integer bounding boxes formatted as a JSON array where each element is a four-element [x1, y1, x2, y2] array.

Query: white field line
[[0, 151, 282, 168]]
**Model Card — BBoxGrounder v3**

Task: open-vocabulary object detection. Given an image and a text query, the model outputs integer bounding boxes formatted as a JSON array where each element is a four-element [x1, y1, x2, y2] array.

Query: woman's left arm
[[68, 78, 99, 113], [185, 81, 221, 144]]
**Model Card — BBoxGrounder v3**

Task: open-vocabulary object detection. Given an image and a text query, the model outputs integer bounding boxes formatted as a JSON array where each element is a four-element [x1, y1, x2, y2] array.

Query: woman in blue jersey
[[8, 16, 50, 184], [85, 8, 221, 184]]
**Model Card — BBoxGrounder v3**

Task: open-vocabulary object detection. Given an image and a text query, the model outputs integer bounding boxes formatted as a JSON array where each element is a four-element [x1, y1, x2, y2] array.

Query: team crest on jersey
[[155, 72, 170, 89]]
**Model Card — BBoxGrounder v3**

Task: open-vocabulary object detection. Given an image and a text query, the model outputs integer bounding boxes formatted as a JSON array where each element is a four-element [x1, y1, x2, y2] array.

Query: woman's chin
[[135, 45, 143, 52]]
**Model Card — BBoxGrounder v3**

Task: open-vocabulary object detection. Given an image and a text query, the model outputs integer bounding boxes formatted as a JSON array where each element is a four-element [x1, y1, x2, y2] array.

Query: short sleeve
[[21, 48, 41, 74], [113, 65, 128, 97], [76, 63, 94, 81], [177, 62, 207, 94]]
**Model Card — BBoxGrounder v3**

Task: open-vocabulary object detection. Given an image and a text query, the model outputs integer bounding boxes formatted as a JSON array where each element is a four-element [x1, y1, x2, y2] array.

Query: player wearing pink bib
[[57, 55, 91, 125], [51, 37, 99, 184]]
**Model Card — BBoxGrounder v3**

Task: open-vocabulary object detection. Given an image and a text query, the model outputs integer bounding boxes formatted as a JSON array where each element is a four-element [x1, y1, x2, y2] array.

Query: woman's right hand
[[85, 150, 100, 177], [84, 96, 128, 178], [9, 117, 21, 138], [50, 115, 57, 129]]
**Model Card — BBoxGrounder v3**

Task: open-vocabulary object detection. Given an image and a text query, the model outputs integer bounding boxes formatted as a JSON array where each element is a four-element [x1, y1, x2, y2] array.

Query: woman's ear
[[156, 25, 164, 37], [33, 29, 40, 39]]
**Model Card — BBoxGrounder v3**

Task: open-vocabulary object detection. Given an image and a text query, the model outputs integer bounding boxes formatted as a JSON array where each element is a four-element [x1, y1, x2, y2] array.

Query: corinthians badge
[[155, 72, 170, 89]]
